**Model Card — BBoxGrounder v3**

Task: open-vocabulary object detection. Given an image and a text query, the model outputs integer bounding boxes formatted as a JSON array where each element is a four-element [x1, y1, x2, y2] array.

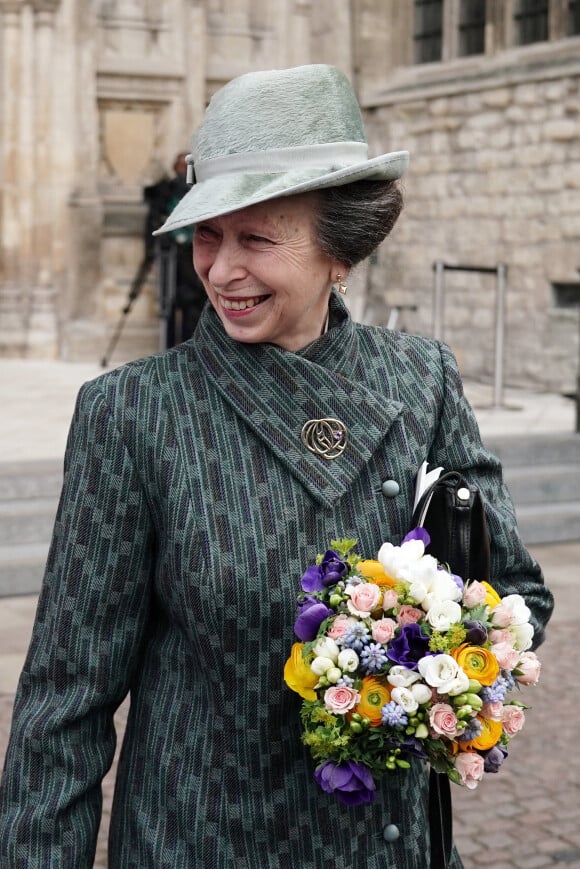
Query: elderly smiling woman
[[0, 65, 552, 868]]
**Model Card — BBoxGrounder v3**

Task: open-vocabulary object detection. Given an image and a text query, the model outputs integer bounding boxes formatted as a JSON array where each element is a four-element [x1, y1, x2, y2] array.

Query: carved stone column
[[0, 1, 28, 352], [25, 0, 62, 357]]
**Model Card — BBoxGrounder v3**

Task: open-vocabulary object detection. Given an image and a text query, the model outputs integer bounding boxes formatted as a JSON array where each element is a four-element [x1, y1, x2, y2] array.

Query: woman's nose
[[207, 239, 246, 287]]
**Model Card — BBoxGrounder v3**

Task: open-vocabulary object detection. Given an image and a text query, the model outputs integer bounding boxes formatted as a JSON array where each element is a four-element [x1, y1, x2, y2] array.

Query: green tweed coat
[[0, 295, 553, 868]]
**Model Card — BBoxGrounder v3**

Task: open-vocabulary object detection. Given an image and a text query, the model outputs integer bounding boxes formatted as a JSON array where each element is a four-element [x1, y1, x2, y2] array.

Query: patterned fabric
[[0, 294, 553, 868]]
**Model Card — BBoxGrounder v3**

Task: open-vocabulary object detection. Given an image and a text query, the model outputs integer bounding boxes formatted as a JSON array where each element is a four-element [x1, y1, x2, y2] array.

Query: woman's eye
[[248, 234, 272, 244], [196, 225, 218, 240]]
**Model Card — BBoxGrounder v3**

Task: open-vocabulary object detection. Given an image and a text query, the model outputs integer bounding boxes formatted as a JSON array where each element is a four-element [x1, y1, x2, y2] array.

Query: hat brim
[[153, 150, 409, 235]]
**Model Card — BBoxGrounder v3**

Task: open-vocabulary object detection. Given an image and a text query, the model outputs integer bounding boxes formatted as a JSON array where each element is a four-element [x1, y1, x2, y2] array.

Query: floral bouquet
[[283, 531, 541, 806]]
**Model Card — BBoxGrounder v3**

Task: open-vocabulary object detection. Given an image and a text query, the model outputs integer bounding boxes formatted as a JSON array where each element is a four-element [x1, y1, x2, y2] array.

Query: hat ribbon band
[[192, 141, 369, 182]]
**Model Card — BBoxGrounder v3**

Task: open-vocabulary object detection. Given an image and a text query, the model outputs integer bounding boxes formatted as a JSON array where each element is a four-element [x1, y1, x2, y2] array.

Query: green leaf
[[329, 538, 358, 558]]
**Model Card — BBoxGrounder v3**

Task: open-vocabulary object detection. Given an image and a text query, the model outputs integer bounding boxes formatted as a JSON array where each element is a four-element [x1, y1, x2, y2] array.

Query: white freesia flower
[[377, 539, 437, 589], [500, 594, 531, 626], [418, 654, 470, 696], [426, 600, 462, 631], [313, 637, 340, 662], [310, 656, 335, 676], [387, 665, 422, 688], [337, 649, 359, 672], [411, 682, 433, 705], [510, 621, 534, 651], [391, 686, 419, 714]]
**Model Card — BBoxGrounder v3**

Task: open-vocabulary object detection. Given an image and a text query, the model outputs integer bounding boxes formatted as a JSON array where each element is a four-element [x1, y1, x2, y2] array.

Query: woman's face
[[193, 194, 343, 351]]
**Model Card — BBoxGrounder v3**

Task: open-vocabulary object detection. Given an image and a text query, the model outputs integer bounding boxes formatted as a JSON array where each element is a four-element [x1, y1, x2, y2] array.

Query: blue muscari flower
[[381, 701, 408, 729], [337, 675, 354, 687], [360, 642, 389, 674], [460, 718, 483, 742], [480, 673, 512, 703], [502, 670, 516, 692], [343, 623, 371, 652]]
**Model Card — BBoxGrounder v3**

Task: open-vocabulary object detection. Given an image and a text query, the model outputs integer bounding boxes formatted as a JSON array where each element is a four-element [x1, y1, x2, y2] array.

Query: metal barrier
[[432, 261, 508, 410]]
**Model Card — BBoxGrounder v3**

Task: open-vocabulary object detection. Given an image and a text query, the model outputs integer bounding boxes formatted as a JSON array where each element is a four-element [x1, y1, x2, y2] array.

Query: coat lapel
[[193, 296, 403, 508]]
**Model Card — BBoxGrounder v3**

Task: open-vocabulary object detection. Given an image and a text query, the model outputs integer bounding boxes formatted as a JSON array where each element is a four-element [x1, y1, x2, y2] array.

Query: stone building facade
[[1, 0, 579, 392]]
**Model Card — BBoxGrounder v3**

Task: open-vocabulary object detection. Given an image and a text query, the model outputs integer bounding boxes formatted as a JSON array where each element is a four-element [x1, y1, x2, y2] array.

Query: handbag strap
[[429, 769, 453, 868]]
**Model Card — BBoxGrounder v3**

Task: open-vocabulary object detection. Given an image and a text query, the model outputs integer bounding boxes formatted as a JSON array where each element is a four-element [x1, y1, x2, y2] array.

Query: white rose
[[310, 656, 335, 676], [411, 682, 433, 705], [418, 654, 470, 696], [313, 637, 340, 662], [500, 594, 531, 626], [510, 621, 534, 651], [426, 600, 462, 631], [390, 686, 419, 714], [387, 665, 422, 688], [337, 649, 359, 672]]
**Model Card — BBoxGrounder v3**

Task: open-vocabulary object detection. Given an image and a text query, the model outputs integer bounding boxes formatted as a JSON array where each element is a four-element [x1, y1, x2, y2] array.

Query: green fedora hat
[[154, 64, 409, 236]]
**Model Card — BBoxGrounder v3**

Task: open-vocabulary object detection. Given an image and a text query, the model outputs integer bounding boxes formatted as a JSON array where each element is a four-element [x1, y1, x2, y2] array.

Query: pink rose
[[463, 581, 486, 607], [481, 702, 503, 721], [491, 642, 520, 670], [382, 589, 399, 611], [327, 614, 356, 641], [492, 601, 516, 627], [397, 605, 423, 627], [489, 628, 513, 645], [371, 618, 397, 644], [323, 685, 360, 715], [501, 704, 526, 736], [429, 702, 459, 738], [455, 752, 485, 789], [515, 651, 541, 686], [346, 583, 382, 616]]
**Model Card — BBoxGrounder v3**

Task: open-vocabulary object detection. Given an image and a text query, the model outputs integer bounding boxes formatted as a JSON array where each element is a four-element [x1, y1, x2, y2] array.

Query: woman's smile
[[218, 293, 271, 314]]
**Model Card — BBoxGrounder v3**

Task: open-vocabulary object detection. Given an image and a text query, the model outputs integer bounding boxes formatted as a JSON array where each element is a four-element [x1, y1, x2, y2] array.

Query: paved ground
[[0, 358, 579, 866]]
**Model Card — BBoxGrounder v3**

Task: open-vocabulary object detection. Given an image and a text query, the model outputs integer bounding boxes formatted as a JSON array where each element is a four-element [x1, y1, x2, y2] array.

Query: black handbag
[[411, 470, 491, 868], [412, 470, 491, 584]]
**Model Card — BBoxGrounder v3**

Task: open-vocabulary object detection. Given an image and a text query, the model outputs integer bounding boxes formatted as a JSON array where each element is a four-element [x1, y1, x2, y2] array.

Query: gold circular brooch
[[301, 418, 348, 460]]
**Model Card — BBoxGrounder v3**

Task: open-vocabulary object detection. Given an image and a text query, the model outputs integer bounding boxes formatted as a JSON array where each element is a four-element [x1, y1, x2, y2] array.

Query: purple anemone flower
[[301, 550, 349, 593], [402, 527, 431, 547], [314, 760, 376, 806], [294, 596, 333, 642], [464, 619, 488, 645], [483, 745, 508, 773], [387, 623, 432, 670]]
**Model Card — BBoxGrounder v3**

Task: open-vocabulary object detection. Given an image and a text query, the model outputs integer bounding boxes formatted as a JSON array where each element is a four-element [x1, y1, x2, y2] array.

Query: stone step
[[513, 501, 580, 546], [485, 432, 580, 467], [0, 499, 58, 546], [0, 542, 49, 596], [503, 463, 580, 505], [0, 461, 62, 501]]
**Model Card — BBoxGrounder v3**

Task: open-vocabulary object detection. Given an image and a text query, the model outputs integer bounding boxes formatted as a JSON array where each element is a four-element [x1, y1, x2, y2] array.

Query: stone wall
[[1, 0, 579, 392], [363, 40, 580, 393]]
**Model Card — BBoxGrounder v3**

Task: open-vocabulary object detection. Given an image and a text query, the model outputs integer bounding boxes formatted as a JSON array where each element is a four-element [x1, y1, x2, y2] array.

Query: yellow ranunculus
[[284, 643, 318, 700], [358, 560, 397, 588], [460, 716, 503, 751], [354, 676, 391, 727], [481, 581, 502, 609], [451, 643, 500, 686]]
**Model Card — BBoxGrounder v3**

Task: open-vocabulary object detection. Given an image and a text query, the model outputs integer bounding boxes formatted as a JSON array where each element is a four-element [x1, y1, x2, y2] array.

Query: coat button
[[383, 823, 400, 842], [381, 480, 400, 498]]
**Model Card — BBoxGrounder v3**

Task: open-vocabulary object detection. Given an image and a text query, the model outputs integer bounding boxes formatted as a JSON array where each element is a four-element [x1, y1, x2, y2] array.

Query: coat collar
[[193, 294, 403, 508]]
